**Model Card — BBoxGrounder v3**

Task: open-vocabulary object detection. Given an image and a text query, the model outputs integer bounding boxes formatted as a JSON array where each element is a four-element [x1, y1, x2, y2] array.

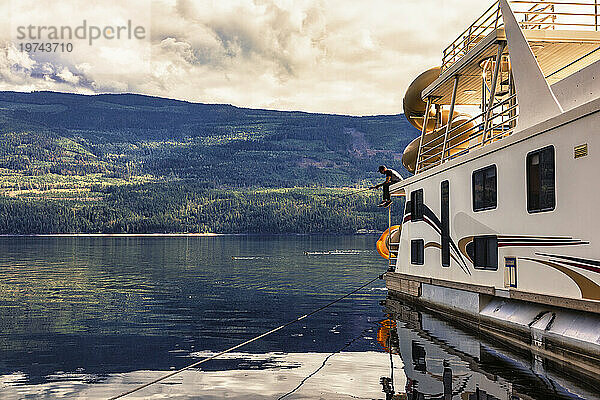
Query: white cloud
[[56, 66, 79, 84], [0, 0, 488, 115]]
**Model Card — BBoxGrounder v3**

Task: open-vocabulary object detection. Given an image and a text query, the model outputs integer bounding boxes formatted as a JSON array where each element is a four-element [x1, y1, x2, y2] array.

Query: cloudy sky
[[0, 0, 486, 115]]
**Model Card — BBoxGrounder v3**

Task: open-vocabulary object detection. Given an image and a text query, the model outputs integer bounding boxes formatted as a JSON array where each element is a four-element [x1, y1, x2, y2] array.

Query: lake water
[[0, 236, 597, 399]]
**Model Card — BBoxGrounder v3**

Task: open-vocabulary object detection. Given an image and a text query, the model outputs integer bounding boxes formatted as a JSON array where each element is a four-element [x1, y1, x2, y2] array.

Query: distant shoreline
[[0, 232, 381, 237], [0, 233, 233, 237]]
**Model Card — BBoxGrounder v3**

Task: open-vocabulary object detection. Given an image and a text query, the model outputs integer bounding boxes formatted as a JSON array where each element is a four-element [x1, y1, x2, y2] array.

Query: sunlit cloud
[[0, 0, 487, 115]]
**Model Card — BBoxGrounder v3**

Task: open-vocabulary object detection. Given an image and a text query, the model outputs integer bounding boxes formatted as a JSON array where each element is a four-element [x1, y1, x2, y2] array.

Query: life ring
[[376, 225, 402, 259]]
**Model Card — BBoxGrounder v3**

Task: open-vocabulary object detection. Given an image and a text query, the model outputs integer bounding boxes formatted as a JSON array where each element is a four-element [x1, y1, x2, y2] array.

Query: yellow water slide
[[376, 225, 401, 260], [402, 67, 473, 173]]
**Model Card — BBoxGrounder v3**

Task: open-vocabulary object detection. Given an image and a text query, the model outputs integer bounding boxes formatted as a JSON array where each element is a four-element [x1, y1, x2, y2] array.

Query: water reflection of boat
[[384, 298, 600, 400]]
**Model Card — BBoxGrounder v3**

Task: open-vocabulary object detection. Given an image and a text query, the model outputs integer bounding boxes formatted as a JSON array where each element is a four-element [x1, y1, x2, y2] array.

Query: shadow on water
[[381, 297, 600, 400]]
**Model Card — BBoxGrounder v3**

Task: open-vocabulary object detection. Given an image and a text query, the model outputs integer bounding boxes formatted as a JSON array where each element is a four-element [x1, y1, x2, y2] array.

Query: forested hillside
[[0, 185, 389, 234], [0, 91, 416, 233]]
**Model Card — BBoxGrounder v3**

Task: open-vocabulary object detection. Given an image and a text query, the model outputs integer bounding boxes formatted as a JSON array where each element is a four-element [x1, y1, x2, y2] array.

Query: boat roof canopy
[[423, 1, 600, 105]]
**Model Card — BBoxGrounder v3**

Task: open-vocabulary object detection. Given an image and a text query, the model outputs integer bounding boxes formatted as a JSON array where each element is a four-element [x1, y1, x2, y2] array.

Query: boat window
[[527, 146, 555, 213], [441, 180, 450, 267], [411, 239, 424, 265], [473, 235, 498, 270], [411, 341, 427, 372], [472, 165, 497, 211], [411, 189, 424, 221]]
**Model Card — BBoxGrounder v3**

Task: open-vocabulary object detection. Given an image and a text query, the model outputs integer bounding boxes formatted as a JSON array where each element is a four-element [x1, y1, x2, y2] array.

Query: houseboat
[[381, 0, 600, 377]]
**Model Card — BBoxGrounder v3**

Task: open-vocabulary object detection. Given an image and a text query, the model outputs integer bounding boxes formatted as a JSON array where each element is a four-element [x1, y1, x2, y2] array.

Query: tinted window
[[441, 181, 450, 267], [473, 235, 498, 270], [473, 165, 497, 211], [527, 146, 555, 213], [411, 189, 423, 221], [411, 239, 424, 265], [412, 341, 427, 372]]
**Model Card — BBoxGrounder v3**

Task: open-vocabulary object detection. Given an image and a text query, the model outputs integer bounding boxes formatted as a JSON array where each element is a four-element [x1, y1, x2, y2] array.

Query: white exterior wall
[[394, 103, 600, 303]]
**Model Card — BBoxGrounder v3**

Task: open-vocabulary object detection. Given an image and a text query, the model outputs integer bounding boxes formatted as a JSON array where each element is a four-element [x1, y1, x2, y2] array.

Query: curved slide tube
[[402, 67, 473, 173], [376, 225, 402, 260]]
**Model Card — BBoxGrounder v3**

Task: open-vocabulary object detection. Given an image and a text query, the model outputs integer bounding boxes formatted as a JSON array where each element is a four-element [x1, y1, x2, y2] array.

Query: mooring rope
[[277, 326, 372, 400], [108, 274, 383, 399]]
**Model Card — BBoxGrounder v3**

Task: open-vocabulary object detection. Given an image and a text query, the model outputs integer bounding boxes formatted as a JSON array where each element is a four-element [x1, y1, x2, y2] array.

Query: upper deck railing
[[441, 0, 600, 72], [417, 93, 518, 173]]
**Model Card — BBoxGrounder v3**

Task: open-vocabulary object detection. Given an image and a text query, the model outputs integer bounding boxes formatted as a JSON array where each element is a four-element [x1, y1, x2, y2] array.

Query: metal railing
[[442, 1, 502, 71], [417, 0, 600, 173], [521, 1, 556, 29], [416, 93, 518, 173], [441, 0, 600, 71]]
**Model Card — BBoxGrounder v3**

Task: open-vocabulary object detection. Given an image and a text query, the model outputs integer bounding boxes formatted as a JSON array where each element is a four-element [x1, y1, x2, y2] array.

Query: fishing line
[[277, 326, 372, 400], [388, 326, 395, 393], [335, 186, 376, 199], [108, 274, 383, 399]]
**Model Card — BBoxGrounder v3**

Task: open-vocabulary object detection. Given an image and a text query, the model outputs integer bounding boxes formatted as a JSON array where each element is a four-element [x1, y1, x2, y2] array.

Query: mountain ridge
[[0, 90, 418, 188], [0, 90, 400, 117]]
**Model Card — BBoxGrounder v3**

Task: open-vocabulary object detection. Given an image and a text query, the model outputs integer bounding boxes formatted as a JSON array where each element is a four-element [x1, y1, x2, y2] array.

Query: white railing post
[[509, 71, 517, 129], [594, 0, 598, 30], [414, 97, 432, 173], [483, 41, 506, 145], [441, 76, 460, 163]]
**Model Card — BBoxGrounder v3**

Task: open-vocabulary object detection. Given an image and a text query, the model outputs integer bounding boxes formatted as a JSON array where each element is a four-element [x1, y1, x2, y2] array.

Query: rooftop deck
[[425, 28, 600, 105], [413, 0, 600, 174], [427, 0, 600, 105], [442, 1, 600, 71]]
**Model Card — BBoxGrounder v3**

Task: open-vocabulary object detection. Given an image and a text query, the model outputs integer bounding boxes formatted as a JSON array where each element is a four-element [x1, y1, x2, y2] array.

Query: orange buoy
[[376, 225, 401, 259]]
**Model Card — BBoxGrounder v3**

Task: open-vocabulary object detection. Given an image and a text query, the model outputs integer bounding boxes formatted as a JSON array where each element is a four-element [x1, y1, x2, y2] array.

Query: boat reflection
[[379, 298, 600, 400]]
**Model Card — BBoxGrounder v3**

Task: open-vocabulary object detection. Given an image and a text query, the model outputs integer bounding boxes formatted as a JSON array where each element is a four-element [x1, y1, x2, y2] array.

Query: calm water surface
[[0, 236, 596, 399]]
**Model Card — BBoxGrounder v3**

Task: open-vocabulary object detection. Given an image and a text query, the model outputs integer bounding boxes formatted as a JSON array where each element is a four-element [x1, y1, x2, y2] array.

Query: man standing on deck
[[372, 165, 402, 207]]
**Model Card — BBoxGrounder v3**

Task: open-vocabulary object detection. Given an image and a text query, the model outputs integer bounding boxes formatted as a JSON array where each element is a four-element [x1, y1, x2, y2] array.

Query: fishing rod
[[336, 186, 378, 199]]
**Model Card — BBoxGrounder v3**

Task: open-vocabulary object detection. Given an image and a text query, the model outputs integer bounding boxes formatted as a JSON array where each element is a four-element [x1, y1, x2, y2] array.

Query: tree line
[[0, 183, 402, 234]]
